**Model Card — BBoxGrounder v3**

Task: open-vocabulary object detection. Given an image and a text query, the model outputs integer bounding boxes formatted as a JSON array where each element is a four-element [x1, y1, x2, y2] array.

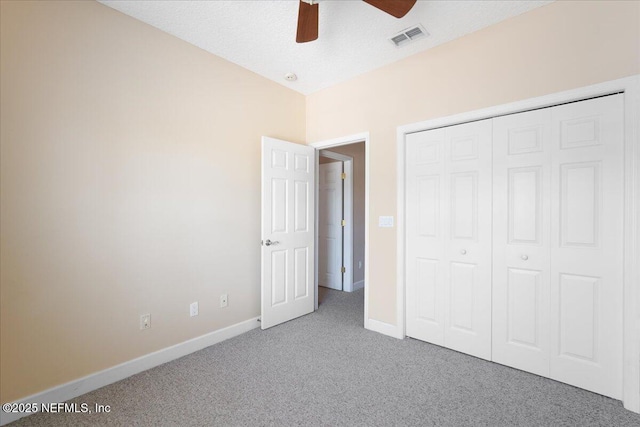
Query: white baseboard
[[366, 318, 403, 339], [352, 280, 364, 291], [0, 317, 261, 426]]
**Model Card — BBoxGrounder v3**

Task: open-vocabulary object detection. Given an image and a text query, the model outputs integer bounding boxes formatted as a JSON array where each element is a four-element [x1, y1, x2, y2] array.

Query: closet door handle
[[521, 255, 529, 261], [460, 249, 467, 255]]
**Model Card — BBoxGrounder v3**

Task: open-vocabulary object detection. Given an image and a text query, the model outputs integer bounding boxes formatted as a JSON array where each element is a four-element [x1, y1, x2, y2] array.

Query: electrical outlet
[[190, 302, 198, 317], [140, 314, 151, 330], [220, 294, 228, 308]]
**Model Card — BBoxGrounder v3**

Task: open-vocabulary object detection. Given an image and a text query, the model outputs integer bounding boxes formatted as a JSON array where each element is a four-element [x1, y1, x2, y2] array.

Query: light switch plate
[[378, 216, 394, 227], [190, 302, 198, 317]]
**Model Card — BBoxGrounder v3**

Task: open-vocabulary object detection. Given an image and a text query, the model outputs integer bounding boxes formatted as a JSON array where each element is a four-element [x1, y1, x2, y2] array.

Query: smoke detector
[[284, 73, 298, 81]]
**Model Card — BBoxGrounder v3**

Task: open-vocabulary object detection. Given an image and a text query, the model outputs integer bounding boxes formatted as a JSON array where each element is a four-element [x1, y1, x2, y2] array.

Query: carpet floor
[[9, 288, 640, 426]]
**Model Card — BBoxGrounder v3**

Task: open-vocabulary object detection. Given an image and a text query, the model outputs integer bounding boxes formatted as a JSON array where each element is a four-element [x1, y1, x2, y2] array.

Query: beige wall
[[0, 1, 305, 403], [321, 143, 366, 285], [306, 0, 640, 324]]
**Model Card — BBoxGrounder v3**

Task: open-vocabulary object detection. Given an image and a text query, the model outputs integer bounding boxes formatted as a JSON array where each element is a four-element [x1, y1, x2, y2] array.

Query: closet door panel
[[405, 129, 446, 345], [406, 119, 493, 360], [549, 94, 624, 399], [492, 108, 551, 377], [444, 120, 492, 361]]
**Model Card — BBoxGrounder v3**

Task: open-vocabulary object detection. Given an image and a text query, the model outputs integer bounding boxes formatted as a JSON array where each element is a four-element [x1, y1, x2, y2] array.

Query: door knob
[[460, 249, 467, 255], [264, 239, 279, 246], [521, 255, 529, 261]]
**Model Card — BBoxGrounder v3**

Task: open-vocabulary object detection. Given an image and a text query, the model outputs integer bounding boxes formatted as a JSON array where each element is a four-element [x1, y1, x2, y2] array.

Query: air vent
[[389, 24, 429, 48]]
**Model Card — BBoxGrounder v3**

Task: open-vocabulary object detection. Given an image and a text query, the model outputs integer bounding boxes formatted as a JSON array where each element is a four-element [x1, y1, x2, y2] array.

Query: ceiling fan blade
[[296, 0, 319, 43], [363, 0, 417, 18]]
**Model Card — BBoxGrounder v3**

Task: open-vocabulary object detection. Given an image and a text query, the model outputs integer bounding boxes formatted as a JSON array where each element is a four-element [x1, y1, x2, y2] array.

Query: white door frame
[[311, 133, 369, 322], [319, 149, 354, 292], [396, 75, 640, 412]]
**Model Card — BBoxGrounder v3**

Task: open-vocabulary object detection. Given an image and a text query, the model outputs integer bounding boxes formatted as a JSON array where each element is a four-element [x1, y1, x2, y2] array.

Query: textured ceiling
[[99, 0, 553, 95]]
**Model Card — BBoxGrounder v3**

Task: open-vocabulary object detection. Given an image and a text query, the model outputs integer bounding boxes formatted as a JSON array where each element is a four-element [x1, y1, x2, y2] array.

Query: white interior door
[[319, 161, 343, 290], [492, 108, 552, 377], [549, 94, 624, 399], [261, 136, 315, 329], [406, 119, 493, 361]]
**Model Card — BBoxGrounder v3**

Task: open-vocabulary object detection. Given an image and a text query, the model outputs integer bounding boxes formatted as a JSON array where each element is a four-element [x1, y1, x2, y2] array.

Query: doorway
[[318, 143, 365, 302], [318, 154, 347, 291], [312, 136, 368, 312]]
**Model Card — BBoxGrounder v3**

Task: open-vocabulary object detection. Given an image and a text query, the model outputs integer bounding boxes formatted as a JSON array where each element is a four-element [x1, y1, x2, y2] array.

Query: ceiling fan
[[296, 0, 417, 43]]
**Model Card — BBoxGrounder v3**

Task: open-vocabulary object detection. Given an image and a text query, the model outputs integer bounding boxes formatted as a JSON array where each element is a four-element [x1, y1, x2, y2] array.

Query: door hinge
[[341, 219, 346, 227], [341, 266, 346, 273], [341, 172, 346, 180]]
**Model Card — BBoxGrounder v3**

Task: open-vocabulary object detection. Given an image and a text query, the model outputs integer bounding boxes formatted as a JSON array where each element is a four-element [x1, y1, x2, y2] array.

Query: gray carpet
[[9, 288, 640, 426]]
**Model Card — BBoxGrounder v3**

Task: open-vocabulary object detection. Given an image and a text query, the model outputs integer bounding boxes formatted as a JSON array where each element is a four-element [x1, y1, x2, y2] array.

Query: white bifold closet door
[[406, 94, 624, 399], [405, 119, 493, 361], [492, 94, 624, 399]]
